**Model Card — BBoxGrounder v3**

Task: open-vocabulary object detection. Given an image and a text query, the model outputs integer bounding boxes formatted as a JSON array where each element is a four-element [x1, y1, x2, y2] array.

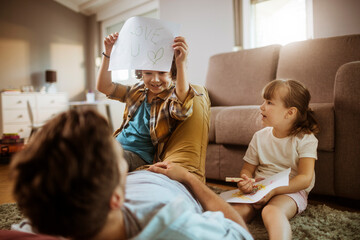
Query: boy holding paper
[[97, 24, 199, 172]]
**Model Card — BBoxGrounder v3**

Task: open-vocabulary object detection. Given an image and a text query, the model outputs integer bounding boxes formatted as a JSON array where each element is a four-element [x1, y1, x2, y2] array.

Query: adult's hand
[[148, 162, 191, 183]]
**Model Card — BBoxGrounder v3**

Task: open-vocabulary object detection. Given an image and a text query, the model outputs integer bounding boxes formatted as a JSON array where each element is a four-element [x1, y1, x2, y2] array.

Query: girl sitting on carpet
[[231, 79, 319, 240]]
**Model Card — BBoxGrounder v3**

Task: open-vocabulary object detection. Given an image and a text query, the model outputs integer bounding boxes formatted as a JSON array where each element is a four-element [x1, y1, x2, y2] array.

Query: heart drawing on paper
[[147, 47, 164, 65]]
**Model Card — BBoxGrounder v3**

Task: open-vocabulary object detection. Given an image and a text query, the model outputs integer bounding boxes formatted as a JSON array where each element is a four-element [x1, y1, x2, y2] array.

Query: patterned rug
[[1, 187, 360, 240]]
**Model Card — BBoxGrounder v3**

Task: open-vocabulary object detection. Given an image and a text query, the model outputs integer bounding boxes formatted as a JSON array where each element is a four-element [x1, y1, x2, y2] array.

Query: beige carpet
[[0, 203, 23, 231], [247, 204, 360, 240], [1, 195, 360, 239], [208, 185, 360, 240]]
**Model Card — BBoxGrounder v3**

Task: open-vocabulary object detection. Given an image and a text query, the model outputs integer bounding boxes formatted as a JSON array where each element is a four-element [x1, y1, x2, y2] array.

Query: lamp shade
[[45, 70, 57, 83]]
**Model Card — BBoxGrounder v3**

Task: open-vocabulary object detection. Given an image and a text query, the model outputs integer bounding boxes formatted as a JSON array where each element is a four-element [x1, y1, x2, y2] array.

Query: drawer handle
[[18, 129, 24, 132], [17, 100, 22, 104], [18, 114, 23, 118], [50, 100, 55, 104]]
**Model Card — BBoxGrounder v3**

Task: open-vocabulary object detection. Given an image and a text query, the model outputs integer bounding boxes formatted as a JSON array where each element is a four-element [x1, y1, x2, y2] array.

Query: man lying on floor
[[7, 109, 253, 240]]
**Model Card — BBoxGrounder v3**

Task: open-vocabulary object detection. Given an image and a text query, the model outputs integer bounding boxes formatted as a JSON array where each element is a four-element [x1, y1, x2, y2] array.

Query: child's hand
[[173, 36, 188, 67], [237, 174, 254, 194], [253, 189, 275, 209], [103, 32, 119, 56]]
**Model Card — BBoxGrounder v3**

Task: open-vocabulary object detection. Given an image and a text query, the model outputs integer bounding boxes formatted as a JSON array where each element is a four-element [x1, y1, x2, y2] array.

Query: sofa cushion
[[212, 103, 334, 151], [209, 106, 226, 143], [205, 44, 281, 106], [276, 34, 360, 103], [215, 106, 263, 145], [205, 144, 248, 181], [205, 144, 221, 179]]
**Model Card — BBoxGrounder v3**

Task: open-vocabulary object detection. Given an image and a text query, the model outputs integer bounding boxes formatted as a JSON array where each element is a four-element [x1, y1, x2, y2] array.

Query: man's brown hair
[[11, 109, 121, 239]]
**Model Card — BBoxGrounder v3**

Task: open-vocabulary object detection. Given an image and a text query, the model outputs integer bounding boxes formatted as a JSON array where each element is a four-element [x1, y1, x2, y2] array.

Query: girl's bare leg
[[261, 195, 297, 240], [231, 203, 256, 223]]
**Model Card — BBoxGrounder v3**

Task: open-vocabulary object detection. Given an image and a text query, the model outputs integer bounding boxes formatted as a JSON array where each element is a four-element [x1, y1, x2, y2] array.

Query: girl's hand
[[237, 174, 255, 194], [103, 32, 119, 56], [173, 36, 188, 67], [237, 174, 264, 194], [253, 189, 275, 209]]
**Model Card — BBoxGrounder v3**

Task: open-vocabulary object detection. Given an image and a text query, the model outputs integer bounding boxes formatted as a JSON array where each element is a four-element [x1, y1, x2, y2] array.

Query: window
[[102, 8, 159, 84], [239, 0, 312, 49], [252, 0, 307, 47]]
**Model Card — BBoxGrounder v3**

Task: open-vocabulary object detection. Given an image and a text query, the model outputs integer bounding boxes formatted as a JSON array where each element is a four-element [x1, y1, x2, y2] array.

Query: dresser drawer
[[3, 124, 32, 138], [37, 106, 68, 123], [2, 109, 31, 123], [1, 94, 35, 109], [36, 94, 68, 108], [1, 92, 68, 139]]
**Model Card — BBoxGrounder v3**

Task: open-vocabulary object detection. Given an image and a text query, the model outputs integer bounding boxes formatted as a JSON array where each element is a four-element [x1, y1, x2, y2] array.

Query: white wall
[[159, 0, 234, 86], [0, 0, 88, 101], [313, 0, 360, 38]]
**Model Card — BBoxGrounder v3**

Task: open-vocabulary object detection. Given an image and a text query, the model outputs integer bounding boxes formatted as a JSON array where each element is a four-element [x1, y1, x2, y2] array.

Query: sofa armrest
[[310, 103, 334, 152], [334, 61, 360, 199]]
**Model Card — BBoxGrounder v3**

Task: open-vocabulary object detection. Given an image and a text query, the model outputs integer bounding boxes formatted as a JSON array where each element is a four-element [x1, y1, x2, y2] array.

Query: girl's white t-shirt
[[244, 127, 318, 193]]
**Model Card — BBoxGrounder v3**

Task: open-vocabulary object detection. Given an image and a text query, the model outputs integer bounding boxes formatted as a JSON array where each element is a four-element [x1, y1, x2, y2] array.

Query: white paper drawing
[[220, 168, 291, 204], [108, 16, 181, 72]]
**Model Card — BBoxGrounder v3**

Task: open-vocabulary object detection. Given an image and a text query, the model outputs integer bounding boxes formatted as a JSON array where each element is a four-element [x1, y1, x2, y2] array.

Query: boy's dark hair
[[135, 55, 177, 80], [262, 79, 319, 136], [11, 109, 121, 239]]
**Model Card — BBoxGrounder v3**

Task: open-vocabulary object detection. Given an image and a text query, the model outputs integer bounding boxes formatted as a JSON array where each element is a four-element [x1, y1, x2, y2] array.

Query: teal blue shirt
[[116, 97, 154, 163]]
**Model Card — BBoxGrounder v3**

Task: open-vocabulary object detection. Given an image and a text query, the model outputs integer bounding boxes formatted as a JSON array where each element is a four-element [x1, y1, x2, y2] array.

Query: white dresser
[[0, 92, 69, 139]]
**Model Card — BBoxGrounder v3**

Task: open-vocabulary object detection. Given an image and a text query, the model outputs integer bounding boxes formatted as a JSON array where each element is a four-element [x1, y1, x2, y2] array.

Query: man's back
[[123, 170, 252, 240]]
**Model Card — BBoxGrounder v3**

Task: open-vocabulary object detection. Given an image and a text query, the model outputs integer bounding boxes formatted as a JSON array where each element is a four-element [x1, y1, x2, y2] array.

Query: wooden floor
[[1, 163, 359, 212], [0, 164, 15, 204]]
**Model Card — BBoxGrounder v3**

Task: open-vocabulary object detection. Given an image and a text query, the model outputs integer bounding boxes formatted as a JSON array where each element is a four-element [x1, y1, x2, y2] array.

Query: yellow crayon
[[225, 177, 256, 183]]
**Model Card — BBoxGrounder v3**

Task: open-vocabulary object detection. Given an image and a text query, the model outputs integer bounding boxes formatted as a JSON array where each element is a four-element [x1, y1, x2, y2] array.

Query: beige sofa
[[205, 34, 360, 200]]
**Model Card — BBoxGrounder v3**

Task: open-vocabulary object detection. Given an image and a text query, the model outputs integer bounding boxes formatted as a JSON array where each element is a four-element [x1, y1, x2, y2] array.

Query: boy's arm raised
[[173, 36, 190, 102], [96, 32, 127, 96]]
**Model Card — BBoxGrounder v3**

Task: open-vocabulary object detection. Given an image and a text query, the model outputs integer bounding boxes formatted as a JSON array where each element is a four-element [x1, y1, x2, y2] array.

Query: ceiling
[[54, 0, 116, 16]]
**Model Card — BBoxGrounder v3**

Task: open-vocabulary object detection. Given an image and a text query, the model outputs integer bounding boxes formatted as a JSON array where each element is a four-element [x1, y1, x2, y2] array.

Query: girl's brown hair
[[262, 79, 319, 136]]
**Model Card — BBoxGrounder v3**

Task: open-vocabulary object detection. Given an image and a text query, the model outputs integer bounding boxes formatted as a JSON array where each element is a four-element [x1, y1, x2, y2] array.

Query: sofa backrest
[[276, 34, 360, 103], [205, 44, 281, 106]]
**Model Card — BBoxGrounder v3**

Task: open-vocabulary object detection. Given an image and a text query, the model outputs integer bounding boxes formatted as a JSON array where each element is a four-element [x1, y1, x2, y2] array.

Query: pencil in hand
[[225, 177, 256, 183]]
